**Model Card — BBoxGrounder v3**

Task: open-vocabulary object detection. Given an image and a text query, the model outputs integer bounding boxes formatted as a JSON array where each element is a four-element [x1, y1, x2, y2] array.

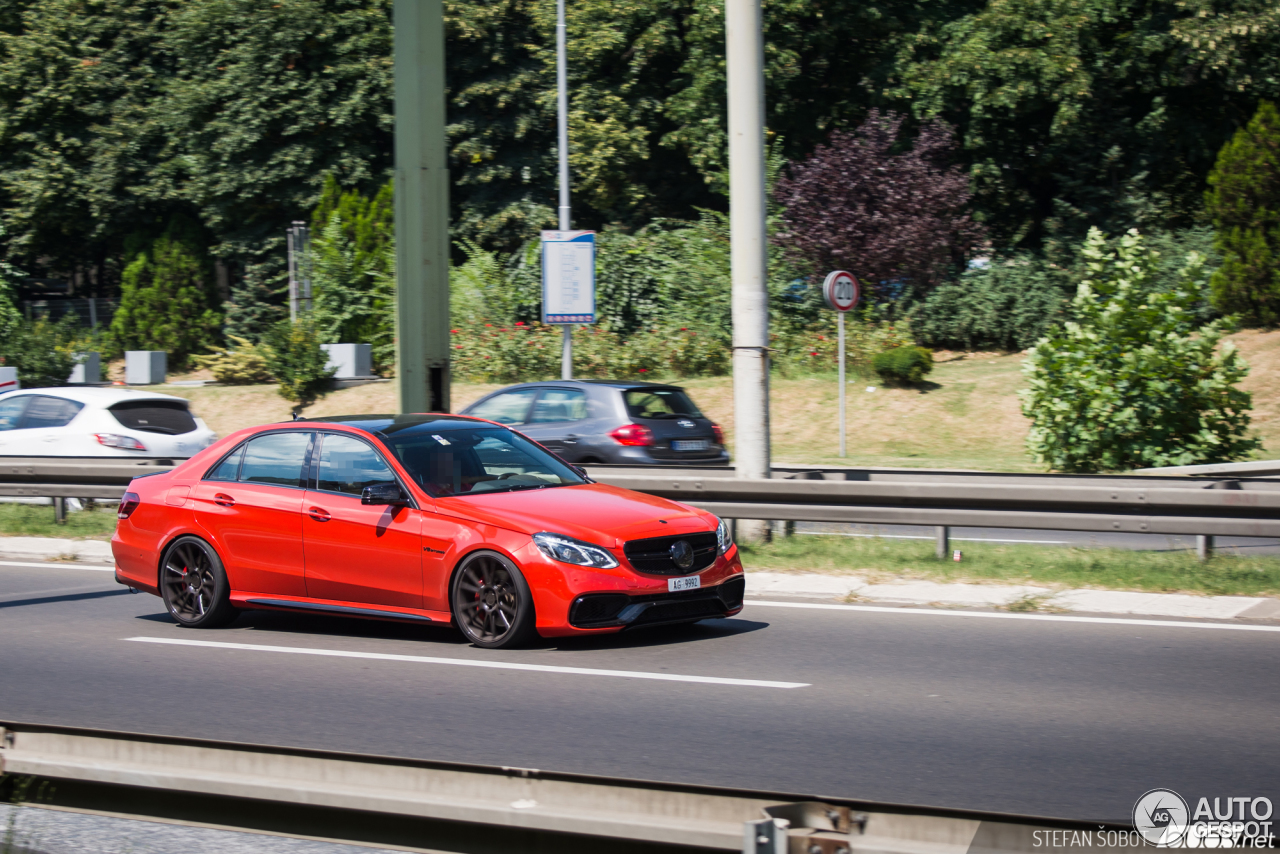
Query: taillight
[[96, 433, 147, 451], [711, 423, 724, 445], [118, 492, 140, 519], [609, 424, 654, 446]]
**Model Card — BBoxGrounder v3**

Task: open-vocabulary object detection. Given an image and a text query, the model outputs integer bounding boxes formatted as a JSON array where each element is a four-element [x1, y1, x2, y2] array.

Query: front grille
[[568, 581, 742, 629], [623, 532, 718, 575], [629, 596, 725, 627]]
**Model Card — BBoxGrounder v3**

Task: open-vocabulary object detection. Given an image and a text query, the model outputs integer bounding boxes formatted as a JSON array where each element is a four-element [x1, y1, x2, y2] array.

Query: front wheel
[[160, 536, 236, 628], [450, 551, 537, 649]]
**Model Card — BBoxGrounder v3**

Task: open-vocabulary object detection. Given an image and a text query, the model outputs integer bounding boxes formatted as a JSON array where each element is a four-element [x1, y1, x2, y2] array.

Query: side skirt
[[233, 595, 451, 626]]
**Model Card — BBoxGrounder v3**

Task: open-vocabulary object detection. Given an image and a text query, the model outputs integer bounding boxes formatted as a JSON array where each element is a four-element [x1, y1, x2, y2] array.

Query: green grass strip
[[740, 534, 1280, 598]]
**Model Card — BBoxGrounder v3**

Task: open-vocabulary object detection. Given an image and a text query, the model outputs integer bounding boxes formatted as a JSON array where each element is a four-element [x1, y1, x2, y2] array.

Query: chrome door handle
[[214, 493, 235, 507], [308, 507, 331, 522]]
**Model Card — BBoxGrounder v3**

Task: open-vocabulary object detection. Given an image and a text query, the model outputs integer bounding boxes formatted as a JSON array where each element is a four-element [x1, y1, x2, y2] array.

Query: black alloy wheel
[[160, 536, 236, 628], [450, 551, 536, 649]]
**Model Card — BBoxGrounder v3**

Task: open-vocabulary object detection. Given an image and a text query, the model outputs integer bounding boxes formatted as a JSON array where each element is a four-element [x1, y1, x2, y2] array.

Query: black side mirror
[[571, 464, 592, 482], [361, 482, 409, 506]]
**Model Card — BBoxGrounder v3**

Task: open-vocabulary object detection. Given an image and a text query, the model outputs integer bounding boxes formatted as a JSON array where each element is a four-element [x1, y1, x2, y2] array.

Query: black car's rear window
[[623, 388, 703, 420], [109, 400, 197, 435]]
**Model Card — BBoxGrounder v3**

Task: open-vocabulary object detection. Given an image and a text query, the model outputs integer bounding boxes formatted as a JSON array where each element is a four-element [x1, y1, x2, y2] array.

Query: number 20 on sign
[[822, 271, 861, 457]]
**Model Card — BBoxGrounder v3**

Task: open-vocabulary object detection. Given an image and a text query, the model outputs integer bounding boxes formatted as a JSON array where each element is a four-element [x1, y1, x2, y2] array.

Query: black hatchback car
[[460, 380, 729, 466]]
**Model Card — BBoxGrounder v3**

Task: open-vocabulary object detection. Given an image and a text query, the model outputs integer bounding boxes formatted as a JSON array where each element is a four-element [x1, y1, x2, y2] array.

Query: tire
[[159, 536, 236, 628], [450, 551, 537, 649]]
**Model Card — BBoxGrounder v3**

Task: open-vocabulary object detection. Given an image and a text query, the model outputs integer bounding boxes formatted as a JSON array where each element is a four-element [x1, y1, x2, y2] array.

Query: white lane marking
[[796, 531, 1071, 545], [0, 560, 114, 572], [125, 637, 810, 689], [749, 600, 1280, 633]]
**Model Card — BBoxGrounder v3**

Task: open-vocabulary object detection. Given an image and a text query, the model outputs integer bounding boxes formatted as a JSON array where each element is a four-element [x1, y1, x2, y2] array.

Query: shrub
[[912, 258, 1072, 351], [0, 316, 79, 388], [1206, 100, 1280, 327], [109, 219, 223, 369], [263, 319, 336, 409], [194, 336, 275, 385], [224, 263, 286, 344], [772, 312, 915, 376], [872, 346, 934, 385], [1021, 228, 1260, 473]]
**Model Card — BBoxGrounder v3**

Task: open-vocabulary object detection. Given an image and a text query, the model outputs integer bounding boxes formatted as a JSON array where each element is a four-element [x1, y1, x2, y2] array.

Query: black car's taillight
[[118, 492, 141, 519]]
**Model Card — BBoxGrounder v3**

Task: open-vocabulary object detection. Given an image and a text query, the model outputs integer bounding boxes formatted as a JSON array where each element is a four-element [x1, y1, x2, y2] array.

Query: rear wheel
[[450, 551, 537, 649], [160, 536, 236, 628]]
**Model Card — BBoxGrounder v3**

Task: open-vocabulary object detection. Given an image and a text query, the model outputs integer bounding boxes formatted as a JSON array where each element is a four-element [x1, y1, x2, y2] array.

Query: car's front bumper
[[567, 574, 745, 629]]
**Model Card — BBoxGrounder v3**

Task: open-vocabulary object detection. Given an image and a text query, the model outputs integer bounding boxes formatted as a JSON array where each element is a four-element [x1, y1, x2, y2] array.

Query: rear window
[[623, 388, 703, 420], [109, 400, 197, 435]]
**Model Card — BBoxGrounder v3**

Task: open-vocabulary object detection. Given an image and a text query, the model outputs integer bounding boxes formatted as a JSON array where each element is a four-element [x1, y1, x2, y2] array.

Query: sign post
[[542, 231, 596, 376], [822, 271, 860, 457]]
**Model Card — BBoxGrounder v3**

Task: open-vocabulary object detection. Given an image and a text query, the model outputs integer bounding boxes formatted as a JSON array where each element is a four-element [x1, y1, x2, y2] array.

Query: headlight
[[716, 516, 732, 555], [532, 532, 619, 569]]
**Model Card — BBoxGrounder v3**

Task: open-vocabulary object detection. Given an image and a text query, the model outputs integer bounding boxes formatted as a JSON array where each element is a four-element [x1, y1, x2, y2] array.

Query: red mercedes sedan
[[112, 414, 745, 648]]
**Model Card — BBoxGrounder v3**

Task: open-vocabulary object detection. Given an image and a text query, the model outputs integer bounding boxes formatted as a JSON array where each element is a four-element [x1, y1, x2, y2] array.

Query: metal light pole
[[556, 0, 573, 380], [726, 0, 770, 539], [393, 0, 451, 413]]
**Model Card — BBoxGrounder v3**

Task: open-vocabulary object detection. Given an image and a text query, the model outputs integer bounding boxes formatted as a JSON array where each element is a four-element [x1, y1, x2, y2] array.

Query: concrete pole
[[557, 0, 573, 381], [726, 0, 770, 540], [393, 0, 451, 413]]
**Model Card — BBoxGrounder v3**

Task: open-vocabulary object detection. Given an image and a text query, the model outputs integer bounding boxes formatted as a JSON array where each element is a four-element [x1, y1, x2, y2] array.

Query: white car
[[0, 387, 217, 457]]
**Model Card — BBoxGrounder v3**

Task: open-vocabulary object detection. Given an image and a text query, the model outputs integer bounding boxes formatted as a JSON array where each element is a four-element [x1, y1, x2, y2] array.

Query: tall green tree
[[109, 220, 223, 368], [0, 0, 175, 277], [1206, 101, 1280, 327], [896, 0, 1279, 256]]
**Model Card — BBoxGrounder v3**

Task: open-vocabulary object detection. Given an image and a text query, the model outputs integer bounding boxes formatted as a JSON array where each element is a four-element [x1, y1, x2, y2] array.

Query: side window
[[316, 434, 397, 496], [467, 389, 537, 425], [529, 389, 588, 424], [0, 396, 31, 431], [238, 432, 311, 487], [21, 396, 84, 429], [205, 446, 244, 482]]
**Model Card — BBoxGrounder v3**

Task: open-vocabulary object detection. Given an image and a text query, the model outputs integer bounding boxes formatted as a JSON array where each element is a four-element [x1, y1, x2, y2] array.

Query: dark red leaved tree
[[774, 111, 984, 299]]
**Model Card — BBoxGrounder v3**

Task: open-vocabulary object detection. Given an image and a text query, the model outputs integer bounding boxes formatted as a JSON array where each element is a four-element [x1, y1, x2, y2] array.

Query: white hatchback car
[[0, 387, 217, 457]]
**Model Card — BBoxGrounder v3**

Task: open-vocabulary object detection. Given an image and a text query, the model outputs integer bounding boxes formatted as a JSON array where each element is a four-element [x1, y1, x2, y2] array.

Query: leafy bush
[[0, 316, 79, 388], [224, 263, 286, 344], [1206, 100, 1280, 327], [1021, 228, 1260, 472], [194, 336, 275, 384], [310, 178, 396, 373], [263, 319, 336, 409], [109, 220, 223, 368], [872, 346, 934, 385], [912, 257, 1072, 351]]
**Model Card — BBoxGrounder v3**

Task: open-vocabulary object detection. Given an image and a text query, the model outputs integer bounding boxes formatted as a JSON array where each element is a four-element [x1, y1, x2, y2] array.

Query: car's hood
[[433, 482, 716, 546]]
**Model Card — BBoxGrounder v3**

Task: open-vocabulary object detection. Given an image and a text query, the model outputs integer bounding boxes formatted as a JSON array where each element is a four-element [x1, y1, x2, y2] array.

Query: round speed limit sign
[[822, 270, 860, 312]]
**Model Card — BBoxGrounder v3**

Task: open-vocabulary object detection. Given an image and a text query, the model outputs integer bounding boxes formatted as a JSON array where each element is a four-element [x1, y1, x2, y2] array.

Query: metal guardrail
[[2, 458, 1279, 544], [0, 721, 1140, 853], [1134, 459, 1280, 478]]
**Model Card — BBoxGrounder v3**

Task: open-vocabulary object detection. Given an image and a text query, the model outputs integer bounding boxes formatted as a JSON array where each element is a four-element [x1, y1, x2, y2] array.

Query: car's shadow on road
[[543, 618, 769, 652], [134, 610, 768, 651]]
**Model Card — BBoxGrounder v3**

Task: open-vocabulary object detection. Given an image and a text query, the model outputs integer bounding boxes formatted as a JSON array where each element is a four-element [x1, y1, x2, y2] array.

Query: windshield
[[623, 388, 703, 420], [380, 426, 586, 498]]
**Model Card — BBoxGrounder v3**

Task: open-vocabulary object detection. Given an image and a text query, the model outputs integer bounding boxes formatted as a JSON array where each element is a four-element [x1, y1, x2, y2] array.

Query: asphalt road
[[2, 561, 1277, 825]]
